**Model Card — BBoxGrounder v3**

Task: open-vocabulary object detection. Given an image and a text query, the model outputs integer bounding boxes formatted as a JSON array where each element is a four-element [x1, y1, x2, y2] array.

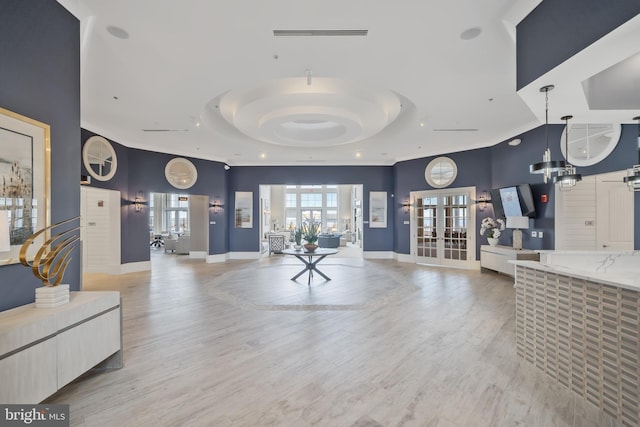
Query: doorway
[[410, 186, 477, 268], [555, 170, 634, 251], [149, 192, 209, 259], [80, 186, 121, 274], [259, 184, 363, 257]]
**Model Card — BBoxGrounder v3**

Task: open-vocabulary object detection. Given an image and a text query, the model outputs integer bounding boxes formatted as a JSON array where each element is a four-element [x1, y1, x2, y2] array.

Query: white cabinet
[[0, 292, 121, 403], [480, 245, 538, 276]]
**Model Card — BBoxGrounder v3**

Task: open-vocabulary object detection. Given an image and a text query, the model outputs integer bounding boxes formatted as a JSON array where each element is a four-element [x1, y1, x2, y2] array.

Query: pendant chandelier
[[622, 115, 640, 191], [529, 85, 566, 183], [553, 115, 582, 190]]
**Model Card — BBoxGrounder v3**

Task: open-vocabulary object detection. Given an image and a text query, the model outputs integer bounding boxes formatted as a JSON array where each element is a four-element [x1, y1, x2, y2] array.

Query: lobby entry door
[[411, 187, 476, 269]]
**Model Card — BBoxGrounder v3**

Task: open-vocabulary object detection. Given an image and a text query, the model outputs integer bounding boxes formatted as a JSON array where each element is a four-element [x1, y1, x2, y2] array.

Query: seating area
[[151, 233, 190, 255], [317, 234, 341, 248]]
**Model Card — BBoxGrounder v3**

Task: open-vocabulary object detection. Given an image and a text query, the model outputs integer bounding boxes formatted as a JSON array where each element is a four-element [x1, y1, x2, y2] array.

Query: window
[[326, 193, 337, 207], [284, 185, 341, 232], [301, 193, 322, 207], [285, 193, 297, 208], [149, 192, 190, 234]]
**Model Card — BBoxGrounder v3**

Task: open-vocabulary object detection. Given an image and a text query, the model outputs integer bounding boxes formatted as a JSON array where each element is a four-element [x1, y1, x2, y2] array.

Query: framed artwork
[[235, 191, 253, 228], [369, 191, 387, 228], [0, 107, 50, 265]]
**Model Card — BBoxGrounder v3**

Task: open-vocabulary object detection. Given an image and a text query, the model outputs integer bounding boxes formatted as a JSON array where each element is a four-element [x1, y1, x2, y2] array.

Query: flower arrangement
[[294, 227, 303, 245], [480, 217, 505, 239], [300, 222, 321, 244]]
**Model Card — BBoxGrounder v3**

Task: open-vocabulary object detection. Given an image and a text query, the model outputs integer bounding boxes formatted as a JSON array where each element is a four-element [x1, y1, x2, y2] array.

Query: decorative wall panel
[[515, 265, 639, 426]]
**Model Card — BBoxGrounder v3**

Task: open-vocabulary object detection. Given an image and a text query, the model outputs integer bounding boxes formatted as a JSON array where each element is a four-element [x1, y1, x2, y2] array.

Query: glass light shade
[[553, 165, 582, 190], [530, 148, 566, 183], [623, 165, 640, 192]]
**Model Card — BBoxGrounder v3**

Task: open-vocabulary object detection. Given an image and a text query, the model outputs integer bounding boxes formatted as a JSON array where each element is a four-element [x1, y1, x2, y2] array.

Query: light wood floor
[[47, 252, 621, 426]]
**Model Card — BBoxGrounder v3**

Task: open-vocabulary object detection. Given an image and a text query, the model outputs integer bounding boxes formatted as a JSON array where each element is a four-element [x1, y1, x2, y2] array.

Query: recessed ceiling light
[[508, 138, 522, 146], [260, 153, 266, 159], [356, 152, 362, 158], [106, 25, 129, 39], [460, 27, 482, 40]]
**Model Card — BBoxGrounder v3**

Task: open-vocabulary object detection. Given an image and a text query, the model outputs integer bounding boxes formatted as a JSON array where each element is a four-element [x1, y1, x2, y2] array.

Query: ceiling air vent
[[432, 129, 478, 132], [141, 129, 188, 132], [273, 29, 368, 37]]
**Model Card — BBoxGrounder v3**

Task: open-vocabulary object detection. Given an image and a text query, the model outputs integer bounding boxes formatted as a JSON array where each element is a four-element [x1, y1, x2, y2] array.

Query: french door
[[411, 187, 476, 268], [301, 209, 322, 224]]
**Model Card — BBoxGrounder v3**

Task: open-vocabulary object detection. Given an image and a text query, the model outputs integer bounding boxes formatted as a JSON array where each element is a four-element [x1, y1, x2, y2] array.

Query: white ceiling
[[57, 0, 639, 166]]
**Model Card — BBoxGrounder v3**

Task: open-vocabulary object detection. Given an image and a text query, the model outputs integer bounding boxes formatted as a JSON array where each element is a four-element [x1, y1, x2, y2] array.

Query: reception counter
[[512, 252, 639, 427]]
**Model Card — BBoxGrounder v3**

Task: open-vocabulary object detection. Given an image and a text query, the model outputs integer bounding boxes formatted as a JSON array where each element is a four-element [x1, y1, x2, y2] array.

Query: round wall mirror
[[82, 136, 117, 181], [560, 123, 621, 166], [425, 157, 457, 188], [165, 158, 198, 189]]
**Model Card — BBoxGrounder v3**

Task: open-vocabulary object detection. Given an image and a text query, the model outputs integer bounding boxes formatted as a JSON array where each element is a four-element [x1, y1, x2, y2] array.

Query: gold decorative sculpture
[[19, 216, 80, 287]]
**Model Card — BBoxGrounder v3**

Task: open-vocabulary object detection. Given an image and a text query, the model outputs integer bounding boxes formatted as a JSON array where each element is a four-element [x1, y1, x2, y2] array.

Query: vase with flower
[[293, 226, 303, 251], [301, 222, 320, 252], [480, 217, 505, 246]]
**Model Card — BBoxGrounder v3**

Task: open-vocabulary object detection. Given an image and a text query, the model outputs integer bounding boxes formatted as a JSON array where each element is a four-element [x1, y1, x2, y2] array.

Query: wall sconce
[[133, 192, 144, 212], [477, 191, 490, 211], [401, 200, 411, 213], [80, 175, 91, 185], [210, 201, 223, 213]]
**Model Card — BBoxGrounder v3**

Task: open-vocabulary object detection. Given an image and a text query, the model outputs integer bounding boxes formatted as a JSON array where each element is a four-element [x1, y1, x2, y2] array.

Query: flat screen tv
[[490, 184, 536, 218]]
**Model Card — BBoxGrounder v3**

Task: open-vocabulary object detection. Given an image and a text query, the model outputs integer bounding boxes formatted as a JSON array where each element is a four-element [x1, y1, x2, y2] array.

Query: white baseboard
[[363, 251, 395, 259], [229, 252, 261, 260], [395, 253, 414, 263], [119, 261, 151, 274], [189, 251, 207, 259], [206, 253, 229, 263]]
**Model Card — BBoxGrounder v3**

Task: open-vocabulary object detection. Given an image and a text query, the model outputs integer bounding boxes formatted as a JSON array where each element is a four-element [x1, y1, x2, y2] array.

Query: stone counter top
[[510, 259, 640, 291]]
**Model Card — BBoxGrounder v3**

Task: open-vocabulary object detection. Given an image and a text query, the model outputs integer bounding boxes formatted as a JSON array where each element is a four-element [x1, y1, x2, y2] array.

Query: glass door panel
[[416, 196, 438, 262], [301, 209, 322, 225], [412, 188, 474, 268]]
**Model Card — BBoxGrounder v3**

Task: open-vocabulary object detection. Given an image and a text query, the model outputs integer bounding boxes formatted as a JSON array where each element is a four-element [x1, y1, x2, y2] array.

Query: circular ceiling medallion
[[165, 158, 197, 189], [202, 78, 404, 147]]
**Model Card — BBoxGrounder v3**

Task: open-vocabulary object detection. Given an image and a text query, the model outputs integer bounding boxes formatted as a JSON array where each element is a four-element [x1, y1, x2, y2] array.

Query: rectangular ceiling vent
[[141, 129, 188, 132], [432, 128, 479, 132], [273, 29, 368, 37]]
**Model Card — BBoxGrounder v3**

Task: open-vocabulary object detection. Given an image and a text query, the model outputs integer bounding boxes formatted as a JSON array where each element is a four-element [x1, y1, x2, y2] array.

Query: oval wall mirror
[[560, 123, 621, 166], [425, 157, 457, 188], [82, 136, 117, 181], [165, 157, 198, 189]]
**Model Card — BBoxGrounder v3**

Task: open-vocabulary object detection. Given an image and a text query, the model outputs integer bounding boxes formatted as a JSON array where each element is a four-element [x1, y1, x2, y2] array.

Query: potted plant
[[301, 222, 320, 252], [480, 217, 505, 246], [293, 227, 303, 251]]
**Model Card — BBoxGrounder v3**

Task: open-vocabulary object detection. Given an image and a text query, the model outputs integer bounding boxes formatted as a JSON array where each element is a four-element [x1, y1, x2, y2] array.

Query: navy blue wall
[[491, 123, 640, 250], [517, 0, 640, 90], [228, 166, 394, 252], [393, 149, 493, 256], [0, 1, 80, 311], [81, 131, 228, 263]]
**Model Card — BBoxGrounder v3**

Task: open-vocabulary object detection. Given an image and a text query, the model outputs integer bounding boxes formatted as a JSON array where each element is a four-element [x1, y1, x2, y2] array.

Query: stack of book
[[35, 285, 70, 308]]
